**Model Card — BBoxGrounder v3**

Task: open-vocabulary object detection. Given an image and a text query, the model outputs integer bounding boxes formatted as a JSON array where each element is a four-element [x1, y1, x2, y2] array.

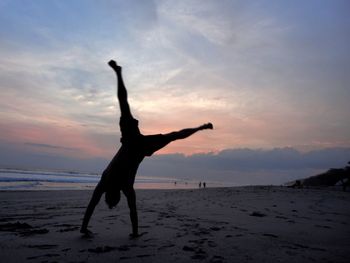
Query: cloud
[[0, 0, 349, 162], [1, 130, 349, 185], [139, 147, 350, 185], [0, 141, 108, 172], [24, 143, 76, 151]]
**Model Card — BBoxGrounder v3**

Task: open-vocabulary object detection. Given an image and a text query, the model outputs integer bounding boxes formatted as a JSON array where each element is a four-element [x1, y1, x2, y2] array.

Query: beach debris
[[263, 233, 278, 238], [26, 244, 58, 250], [88, 246, 117, 253], [210, 226, 221, 231], [183, 245, 196, 252], [0, 221, 49, 236], [0, 222, 32, 231], [250, 211, 266, 217]]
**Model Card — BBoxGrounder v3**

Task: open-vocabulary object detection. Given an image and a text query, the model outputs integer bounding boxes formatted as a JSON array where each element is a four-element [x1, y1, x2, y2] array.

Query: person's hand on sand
[[108, 60, 122, 73], [80, 227, 94, 238], [129, 232, 147, 239]]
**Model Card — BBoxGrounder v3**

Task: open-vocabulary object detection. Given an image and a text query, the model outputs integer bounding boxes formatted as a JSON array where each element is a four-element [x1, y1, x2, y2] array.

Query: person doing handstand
[[80, 60, 213, 237]]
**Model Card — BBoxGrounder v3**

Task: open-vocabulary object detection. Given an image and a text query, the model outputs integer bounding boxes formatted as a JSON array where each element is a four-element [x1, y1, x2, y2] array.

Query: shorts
[[141, 134, 173, 156]]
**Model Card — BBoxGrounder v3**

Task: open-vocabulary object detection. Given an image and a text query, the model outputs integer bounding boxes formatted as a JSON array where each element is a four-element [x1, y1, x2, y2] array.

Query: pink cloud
[[0, 120, 110, 159]]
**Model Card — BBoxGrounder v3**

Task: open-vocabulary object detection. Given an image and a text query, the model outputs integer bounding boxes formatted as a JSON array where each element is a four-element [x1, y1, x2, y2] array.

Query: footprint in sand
[[315, 224, 331, 229], [275, 215, 288, 219], [26, 253, 60, 260], [157, 243, 175, 250], [88, 246, 117, 253], [262, 233, 278, 238], [27, 244, 58, 250], [210, 255, 225, 263], [0, 222, 49, 236], [208, 240, 217, 247], [57, 226, 80, 232], [136, 254, 153, 258], [183, 245, 208, 259], [0, 222, 32, 232]]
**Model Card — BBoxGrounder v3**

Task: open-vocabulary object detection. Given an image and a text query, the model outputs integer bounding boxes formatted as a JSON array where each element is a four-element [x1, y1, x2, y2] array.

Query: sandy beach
[[0, 186, 349, 262]]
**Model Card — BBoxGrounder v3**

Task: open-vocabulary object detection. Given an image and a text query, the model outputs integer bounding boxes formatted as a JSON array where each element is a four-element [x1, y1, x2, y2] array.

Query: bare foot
[[200, 123, 213, 130], [108, 60, 122, 73], [129, 232, 147, 239], [80, 228, 93, 237]]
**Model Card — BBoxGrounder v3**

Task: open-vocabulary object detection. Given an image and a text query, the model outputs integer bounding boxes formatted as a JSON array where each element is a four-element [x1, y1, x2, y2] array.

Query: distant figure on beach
[[80, 60, 213, 238], [199, 182, 202, 188], [288, 180, 302, 188], [203, 182, 206, 188]]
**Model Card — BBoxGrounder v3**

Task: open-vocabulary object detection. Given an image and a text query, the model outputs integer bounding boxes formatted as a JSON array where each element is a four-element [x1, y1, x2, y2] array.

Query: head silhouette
[[105, 190, 121, 209]]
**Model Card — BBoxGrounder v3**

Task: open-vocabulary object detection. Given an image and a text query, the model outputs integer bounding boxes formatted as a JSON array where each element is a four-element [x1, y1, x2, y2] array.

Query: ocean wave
[[0, 168, 214, 190]]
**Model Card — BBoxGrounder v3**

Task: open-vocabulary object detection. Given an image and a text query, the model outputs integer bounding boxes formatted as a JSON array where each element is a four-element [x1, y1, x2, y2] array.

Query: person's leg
[[122, 187, 139, 237], [80, 181, 105, 234], [143, 123, 213, 156], [105, 188, 121, 209], [108, 60, 133, 118], [165, 123, 213, 141]]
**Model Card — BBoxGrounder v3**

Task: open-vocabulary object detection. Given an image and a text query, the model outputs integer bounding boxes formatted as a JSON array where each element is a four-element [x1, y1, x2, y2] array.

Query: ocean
[[0, 168, 220, 191]]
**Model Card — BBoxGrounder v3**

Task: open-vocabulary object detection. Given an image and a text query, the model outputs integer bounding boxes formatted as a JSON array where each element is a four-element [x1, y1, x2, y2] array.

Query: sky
[[0, 0, 349, 185]]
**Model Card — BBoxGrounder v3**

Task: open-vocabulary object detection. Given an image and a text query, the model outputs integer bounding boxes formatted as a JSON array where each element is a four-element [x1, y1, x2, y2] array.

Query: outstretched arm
[[80, 182, 104, 235], [122, 187, 139, 237], [108, 60, 133, 119], [165, 123, 213, 141]]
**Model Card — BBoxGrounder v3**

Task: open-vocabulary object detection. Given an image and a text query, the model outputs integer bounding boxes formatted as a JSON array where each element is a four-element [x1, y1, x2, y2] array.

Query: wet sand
[[0, 186, 349, 262]]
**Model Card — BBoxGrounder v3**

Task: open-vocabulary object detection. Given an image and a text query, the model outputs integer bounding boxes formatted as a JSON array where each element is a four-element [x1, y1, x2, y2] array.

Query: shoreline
[[0, 184, 347, 192], [0, 186, 349, 262], [0, 167, 226, 191]]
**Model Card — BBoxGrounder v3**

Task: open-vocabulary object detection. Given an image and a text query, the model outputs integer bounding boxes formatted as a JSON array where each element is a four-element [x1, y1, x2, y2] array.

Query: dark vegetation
[[289, 161, 350, 191]]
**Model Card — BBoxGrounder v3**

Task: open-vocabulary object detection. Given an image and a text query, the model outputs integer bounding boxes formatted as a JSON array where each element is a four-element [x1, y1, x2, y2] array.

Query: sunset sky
[[0, 1, 349, 184]]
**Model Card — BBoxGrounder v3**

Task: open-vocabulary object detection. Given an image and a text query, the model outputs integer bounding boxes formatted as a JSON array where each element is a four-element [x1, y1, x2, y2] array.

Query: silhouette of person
[[203, 182, 206, 188], [80, 60, 213, 237], [199, 182, 202, 188]]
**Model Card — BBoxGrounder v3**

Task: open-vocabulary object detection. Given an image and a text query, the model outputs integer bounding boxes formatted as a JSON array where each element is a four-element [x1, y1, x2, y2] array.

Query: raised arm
[[108, 60, 133, 119]]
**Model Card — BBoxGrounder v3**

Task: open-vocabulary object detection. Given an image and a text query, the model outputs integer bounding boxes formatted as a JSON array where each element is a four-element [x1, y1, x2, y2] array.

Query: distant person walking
[[80, 60, 213, 238], [203, 182, 206, 188], [199, 182, 202, 188]]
